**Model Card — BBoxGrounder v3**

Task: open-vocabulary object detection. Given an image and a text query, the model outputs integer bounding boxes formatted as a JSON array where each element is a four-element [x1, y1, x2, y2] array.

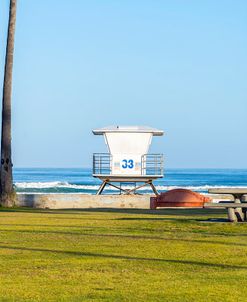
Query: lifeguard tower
[[92, 126, 164, 195]]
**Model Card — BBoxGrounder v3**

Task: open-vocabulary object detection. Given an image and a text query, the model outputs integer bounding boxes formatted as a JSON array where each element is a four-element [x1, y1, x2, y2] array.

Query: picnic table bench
[[204, 188, 247, 222]]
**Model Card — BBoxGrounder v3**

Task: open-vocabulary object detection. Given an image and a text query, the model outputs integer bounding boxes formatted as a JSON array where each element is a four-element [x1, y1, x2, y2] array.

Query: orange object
[[150, 189, 211, 209]]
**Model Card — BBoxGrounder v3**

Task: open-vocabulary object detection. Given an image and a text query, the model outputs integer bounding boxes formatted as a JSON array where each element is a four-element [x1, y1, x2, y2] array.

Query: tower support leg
[[149, 181, 159, 196], [96, 180, 108, 195]]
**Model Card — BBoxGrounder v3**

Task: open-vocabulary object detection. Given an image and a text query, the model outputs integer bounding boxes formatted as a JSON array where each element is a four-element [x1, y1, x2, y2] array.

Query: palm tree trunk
[[0, 0, 17, 207]]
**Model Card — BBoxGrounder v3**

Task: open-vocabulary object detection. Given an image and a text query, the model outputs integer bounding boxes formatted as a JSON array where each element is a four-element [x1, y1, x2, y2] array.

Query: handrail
[[93, 153, 112, 175], [93, 153, 163, 177], [141, 154, 164, 176]]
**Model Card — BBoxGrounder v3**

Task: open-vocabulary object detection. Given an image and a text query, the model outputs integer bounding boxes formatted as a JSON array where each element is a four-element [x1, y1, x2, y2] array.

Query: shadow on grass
[[0, 207, 226, 216], [0, 207, 88, 215], [1, 228, 247, 247], [0, 244, 246, 270], [69, 208, 227, 216], [117, 217, 229, 223]]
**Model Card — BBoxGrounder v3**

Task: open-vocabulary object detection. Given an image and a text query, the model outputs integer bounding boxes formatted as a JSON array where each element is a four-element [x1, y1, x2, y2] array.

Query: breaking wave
[[14, 181, 247, 194]]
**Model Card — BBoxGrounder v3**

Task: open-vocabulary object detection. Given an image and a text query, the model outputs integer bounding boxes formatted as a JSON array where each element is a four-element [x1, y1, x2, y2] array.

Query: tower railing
[[141, 154, 164, 176], [93, 153, 112, 175], [93, 153, 163, 176]]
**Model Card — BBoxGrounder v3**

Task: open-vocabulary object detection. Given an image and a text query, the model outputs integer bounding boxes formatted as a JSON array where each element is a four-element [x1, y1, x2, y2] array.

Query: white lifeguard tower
[[92, 126, 164, 195]]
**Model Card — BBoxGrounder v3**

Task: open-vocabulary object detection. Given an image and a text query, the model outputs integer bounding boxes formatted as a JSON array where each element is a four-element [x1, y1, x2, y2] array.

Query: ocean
[[13, 168, 247, 194]]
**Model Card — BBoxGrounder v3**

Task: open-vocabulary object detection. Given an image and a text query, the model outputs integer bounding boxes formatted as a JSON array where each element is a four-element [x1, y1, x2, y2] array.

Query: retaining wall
[[16, 194, 152, 209], [15, 193, 237, 209]]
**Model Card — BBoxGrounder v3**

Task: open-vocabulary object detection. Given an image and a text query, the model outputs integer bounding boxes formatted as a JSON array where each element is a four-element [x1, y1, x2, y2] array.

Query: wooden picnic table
[[206, 188, 247, 222]]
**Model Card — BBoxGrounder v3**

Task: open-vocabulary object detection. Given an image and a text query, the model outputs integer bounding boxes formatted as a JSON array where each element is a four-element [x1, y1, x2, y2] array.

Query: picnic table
[[205, 188, 247, 222], [208, 188, 247, 203]]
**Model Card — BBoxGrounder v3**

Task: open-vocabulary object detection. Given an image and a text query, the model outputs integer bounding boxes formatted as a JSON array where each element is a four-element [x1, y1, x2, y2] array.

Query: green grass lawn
[[0, 207, 247, 302]]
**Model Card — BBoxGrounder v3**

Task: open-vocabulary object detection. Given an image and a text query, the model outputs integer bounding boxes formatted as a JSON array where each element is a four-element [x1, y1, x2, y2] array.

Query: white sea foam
[[14, 181, 247, 192], [15, 181, 70, 189], [14, 182, 99, 190]]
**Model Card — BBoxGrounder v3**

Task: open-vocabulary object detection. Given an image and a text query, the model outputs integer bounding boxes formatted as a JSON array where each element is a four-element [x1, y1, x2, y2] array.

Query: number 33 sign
[[121, 159, 134, 169]]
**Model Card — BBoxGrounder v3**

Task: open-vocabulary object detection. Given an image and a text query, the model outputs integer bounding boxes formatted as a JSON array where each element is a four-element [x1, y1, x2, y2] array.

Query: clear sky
[[0, 0, 246, 168]]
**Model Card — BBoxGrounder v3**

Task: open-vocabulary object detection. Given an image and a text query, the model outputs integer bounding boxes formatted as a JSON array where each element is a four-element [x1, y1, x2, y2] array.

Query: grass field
[[0, 207, 247, 302]]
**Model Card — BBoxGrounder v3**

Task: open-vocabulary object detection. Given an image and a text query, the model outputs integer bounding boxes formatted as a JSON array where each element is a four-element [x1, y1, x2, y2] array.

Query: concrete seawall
[[16, 194, 152, 209], [15, 193, 238, 209]]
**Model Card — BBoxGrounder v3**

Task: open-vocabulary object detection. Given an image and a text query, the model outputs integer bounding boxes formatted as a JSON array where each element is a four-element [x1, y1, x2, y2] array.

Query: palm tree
[[0, 0, 17, 207]]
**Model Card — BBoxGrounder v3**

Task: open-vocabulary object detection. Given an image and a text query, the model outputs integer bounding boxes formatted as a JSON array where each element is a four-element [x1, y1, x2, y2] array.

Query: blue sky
[[0, 0, 246, 168]]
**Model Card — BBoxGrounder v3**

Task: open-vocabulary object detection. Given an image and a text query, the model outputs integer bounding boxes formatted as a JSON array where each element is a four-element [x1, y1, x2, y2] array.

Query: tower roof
[[92, 125, 164, 136]]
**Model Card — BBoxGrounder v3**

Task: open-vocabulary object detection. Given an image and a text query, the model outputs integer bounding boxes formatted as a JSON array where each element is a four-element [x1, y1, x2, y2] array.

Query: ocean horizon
[[13, 168, 247, 194]]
